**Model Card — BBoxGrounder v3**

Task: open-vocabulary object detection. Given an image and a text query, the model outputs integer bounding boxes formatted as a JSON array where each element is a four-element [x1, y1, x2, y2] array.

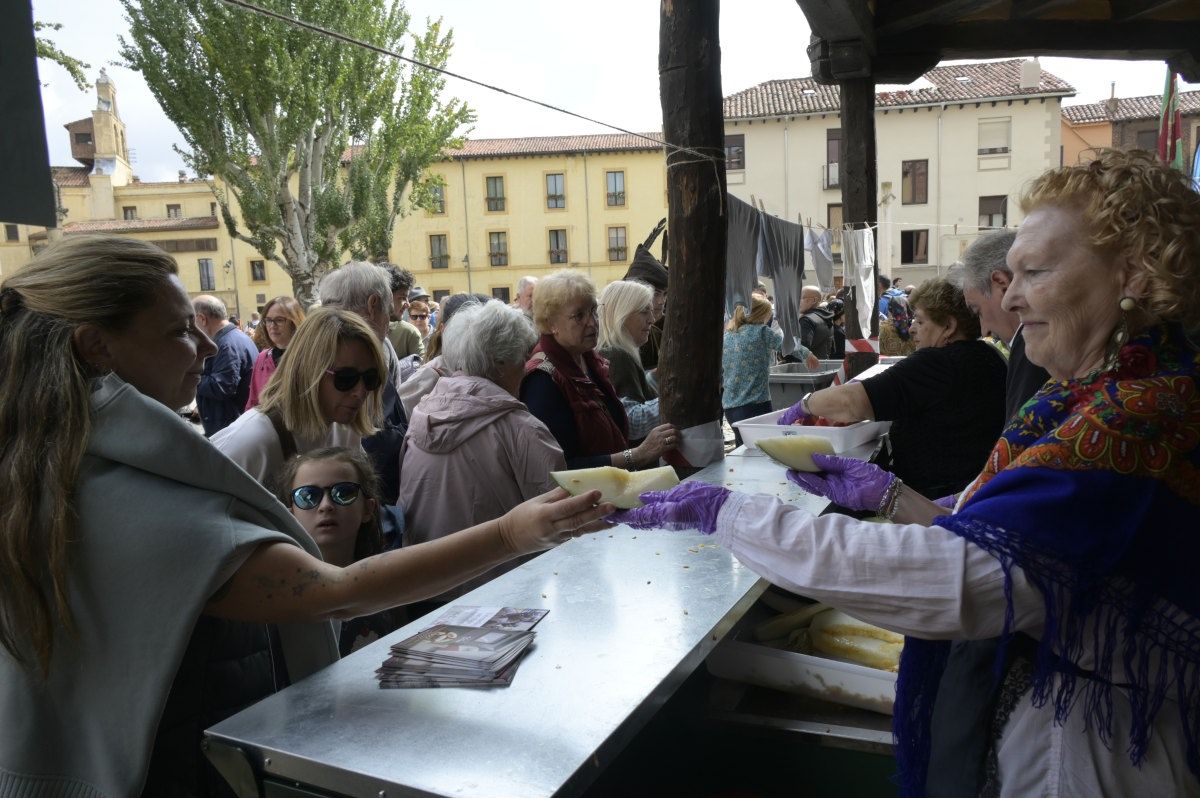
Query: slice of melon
[[757, 435, 835, 472], [550, 465, 680, 509]]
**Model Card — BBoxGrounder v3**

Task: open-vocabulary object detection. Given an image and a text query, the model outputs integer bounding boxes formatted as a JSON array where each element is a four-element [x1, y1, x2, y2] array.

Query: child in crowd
[[277, 447, 402, 655]]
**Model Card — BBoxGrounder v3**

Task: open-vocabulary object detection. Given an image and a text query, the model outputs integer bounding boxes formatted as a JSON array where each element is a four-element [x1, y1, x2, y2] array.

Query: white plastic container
[[706, 636, 897, 715], [733, 408, 890, 453]]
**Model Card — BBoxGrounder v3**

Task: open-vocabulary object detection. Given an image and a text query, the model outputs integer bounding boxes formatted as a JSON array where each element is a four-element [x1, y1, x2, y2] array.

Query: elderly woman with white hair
[[520, 270, 677, 470], [598, 280, 661, 444], [400, 301, 566, 600]]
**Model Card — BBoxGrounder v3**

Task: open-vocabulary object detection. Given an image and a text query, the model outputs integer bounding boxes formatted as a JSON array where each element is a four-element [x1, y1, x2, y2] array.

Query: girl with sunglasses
[[213, 306, 385, 485], [0, 236, 612, 796], [277, 447, 402, 656]]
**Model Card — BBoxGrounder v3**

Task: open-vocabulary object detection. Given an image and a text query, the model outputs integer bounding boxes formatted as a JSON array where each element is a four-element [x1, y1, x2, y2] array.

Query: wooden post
[[839, 78, 879, 337], [658, 0, 727, 445]]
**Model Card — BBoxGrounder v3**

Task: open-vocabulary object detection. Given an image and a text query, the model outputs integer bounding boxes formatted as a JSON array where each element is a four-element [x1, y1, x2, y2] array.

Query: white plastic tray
[[707, 636, 897, 715], [732, 408, 890, 453]]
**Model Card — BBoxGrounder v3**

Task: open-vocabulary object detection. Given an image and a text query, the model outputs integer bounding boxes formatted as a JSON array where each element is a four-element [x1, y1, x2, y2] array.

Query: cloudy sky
[[33, 0, 1200, 182]]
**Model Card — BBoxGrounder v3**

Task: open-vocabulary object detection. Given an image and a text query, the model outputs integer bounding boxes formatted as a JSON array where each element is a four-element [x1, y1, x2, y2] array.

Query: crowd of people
[[2, 149, 1198, 796]]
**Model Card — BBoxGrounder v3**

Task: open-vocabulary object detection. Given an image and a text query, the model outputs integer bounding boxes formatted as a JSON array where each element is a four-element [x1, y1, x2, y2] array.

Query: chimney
[[1019, 58, 1041, 91], [178, 170, 187, 183], [1104, 81, 1119, 116]]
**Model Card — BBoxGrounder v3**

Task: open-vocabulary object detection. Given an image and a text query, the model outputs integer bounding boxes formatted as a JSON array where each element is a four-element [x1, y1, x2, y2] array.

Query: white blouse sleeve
[[714, 492, 1046, 640]]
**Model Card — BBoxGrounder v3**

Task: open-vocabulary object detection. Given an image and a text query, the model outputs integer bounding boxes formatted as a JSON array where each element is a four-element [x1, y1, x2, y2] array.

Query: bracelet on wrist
[[622, 449, 635, 470], [800, 391, 814, 416], [878, 478, 904, 521]]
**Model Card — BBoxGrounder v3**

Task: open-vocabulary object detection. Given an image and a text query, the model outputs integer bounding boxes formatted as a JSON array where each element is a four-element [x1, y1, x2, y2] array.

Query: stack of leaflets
[[376, 606, 547, 689]]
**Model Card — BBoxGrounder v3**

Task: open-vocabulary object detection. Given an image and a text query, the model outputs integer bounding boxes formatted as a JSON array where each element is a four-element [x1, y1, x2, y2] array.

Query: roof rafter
[[1110, 0, 1191, 22], [793, 0, 874, 49], [1010, 0, 1079, 19], [875, 0, 1007, 36], [885, 19, 1200, 58]]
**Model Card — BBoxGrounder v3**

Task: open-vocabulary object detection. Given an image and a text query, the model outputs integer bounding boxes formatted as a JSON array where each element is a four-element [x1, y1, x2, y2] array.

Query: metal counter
[[205, 446, 883, 797], [206, 461, 772, 797]]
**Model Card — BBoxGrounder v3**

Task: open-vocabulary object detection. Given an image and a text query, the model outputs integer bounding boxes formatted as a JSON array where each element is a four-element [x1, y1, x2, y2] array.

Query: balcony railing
[[489, 249, 508, 267], [549, 248, 568, 264], [486, 197, 505, 212], [429, 254, 449, 269], [822, 162, 839, 190], [606, 191, 625, 207], [607, 246, 627, 261]]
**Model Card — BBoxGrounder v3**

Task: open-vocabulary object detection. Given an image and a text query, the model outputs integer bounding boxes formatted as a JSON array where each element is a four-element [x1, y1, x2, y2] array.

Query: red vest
[[524, 334, 629, 457]]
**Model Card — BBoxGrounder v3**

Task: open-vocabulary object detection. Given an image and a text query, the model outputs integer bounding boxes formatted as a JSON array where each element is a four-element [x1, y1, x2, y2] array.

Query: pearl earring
[[1119, 296, 1136, 312]]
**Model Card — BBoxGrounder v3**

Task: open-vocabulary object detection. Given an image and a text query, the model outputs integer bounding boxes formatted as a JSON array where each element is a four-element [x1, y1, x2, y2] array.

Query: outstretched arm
[[205, 489, 611, 623]]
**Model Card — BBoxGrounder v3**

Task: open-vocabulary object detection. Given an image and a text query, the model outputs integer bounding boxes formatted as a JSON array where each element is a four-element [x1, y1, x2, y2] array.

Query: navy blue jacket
[[197, 324, 259, 436]]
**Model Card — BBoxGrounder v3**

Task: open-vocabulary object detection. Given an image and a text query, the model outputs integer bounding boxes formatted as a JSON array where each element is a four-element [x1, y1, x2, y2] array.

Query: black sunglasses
[[291, 482, 361, 510], [324, 367, 382, 392]]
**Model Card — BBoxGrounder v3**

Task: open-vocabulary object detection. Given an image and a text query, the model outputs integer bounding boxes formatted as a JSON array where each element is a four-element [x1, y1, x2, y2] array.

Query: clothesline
[[795, 219, 1013, 234]]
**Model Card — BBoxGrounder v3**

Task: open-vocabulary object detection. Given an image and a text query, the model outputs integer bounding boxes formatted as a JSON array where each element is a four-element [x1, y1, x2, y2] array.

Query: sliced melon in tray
[[550, 465, 679, 509], [756, 435, 835, 472]]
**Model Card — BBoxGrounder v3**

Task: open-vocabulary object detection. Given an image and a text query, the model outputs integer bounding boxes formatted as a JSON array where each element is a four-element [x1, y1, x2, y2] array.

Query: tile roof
[[723, 59, 1075, 120], [122, 180, 214, 189], [1062, 90, 1200, 124], [61, 217, 220, 234], [448, 133, 665, 159], [51, 166, 91, 187], [340, 132, 665, 164]]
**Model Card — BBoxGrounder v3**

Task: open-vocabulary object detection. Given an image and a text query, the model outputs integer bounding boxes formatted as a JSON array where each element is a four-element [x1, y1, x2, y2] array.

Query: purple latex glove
[[606, 482, 732, 534], [933, 493, 958, 509], [777, 401, 808, 426], [785, 453, 896, 513]]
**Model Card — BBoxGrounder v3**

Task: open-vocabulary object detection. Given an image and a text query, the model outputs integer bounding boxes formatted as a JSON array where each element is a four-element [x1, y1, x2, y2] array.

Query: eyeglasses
[[410, 314, 429, 321], [325, 367, 382, 392], [566, 306, 599, 324], [290, 482, 361, 510], [264, 316, 291, 327]]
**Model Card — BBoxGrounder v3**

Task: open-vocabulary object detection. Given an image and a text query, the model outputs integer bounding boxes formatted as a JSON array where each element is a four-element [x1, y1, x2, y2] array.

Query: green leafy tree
[[35, 21, 92, 91], [119, 0, 473, 304]]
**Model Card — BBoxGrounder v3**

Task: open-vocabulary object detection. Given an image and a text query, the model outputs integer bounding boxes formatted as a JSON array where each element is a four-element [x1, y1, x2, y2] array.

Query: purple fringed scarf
[[894, 325, 1200, 796]]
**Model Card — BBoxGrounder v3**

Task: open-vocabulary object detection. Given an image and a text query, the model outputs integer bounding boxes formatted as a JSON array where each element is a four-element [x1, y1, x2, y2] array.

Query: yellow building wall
[[1061, 120, 1112, 166], [0, 177, 295, 318], [728, 96, 1063, 287], [389, 149, 669, 300]]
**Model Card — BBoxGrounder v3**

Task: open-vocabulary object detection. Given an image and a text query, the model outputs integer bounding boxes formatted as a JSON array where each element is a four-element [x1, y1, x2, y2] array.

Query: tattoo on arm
[[257, 568, 324, 600]]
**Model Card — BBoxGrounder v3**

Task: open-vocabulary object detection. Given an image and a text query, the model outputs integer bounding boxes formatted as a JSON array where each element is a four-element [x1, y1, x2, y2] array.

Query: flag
[[1157, 67, 1185, 171]]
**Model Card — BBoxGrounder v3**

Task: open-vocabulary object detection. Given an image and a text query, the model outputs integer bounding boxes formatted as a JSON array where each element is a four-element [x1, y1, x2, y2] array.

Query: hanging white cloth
[[841, 226, 876, 338], [804, 227, 835, 294]]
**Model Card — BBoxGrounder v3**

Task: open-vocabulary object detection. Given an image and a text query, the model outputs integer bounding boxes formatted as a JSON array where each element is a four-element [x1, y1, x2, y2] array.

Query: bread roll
[[809, 609, 904, 672]]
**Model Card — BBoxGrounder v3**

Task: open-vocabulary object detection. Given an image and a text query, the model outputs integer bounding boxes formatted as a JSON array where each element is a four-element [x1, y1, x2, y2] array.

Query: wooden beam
[[808, 36, 872, 83], [1111, 0, 1191, 22], [658, 0, 726, 443], [879, 20, 1200, 59], [872, 53, 943, 84], [875, 0, 1006, 36], [1167, 51, 1200, 83], [839, 79, 879, 338], [794, 0, 874, 46], [1010, 0, 1080, 18]]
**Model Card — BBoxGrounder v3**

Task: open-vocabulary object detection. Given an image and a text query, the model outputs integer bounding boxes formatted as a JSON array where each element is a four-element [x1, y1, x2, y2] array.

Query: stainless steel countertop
[[206, 464, 771, 797], [205, 445, 887, 797]]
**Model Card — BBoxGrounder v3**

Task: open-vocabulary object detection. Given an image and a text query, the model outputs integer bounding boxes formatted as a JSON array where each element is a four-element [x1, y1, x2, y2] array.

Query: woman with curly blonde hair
[[617, 149, 1200, 795]]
